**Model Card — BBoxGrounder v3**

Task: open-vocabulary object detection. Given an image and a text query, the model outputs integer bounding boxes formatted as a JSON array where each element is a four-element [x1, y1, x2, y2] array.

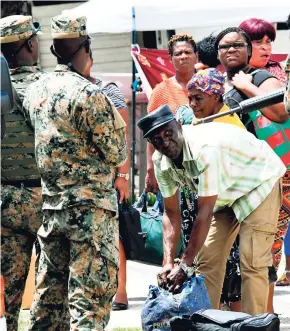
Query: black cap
[[137, 104, 175, 139]]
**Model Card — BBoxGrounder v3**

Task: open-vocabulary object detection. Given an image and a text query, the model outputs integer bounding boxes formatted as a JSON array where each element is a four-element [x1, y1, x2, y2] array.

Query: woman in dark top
[[215, 27, 288, 313], [215, 27, 287, 132]]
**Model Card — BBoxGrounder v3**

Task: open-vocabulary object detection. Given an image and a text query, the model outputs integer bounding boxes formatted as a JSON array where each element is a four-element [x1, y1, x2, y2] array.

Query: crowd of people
[[0, 10, 290, 331]]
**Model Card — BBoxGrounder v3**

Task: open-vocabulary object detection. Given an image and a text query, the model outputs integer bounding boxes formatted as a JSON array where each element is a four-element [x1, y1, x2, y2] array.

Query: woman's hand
[[232, 71, 253, 91]]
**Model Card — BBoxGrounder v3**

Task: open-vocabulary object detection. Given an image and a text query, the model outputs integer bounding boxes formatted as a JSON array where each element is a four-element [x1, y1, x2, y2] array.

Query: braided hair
[[168, 33, 196, 57], [215, 27, 252, 60]]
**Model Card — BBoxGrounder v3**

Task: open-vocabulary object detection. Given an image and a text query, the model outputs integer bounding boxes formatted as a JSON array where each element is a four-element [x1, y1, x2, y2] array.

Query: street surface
[[106, 258, 290, 330], [17, 255, 290, 330]]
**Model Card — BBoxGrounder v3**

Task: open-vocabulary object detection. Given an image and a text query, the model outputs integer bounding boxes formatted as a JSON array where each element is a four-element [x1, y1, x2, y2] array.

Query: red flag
[[132, 46, 175, 98]]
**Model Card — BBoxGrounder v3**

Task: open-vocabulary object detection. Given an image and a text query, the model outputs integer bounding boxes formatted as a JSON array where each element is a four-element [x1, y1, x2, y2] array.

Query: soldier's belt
[[1, 179, 41, 188]]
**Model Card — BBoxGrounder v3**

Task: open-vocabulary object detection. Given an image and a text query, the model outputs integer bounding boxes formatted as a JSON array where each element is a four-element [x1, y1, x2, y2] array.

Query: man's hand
[[157, 262, 174, 289], [167, 265, 187, 293], [232, 70, 253, 91], [114, 177, 129, 202], [145, 168, 159, 193]]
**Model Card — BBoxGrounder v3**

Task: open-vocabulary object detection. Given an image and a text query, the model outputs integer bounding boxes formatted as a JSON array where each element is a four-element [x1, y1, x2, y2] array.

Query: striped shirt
[[154, 123, 286, 222], [95, 79, 127, 110]]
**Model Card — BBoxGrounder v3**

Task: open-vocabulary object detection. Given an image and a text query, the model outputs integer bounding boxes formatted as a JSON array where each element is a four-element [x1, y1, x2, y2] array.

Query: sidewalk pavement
[[273, 253, 290, 330], [106, 261, 159, 330], [18, 256, 290, 330], [106, 257, 290, 330]]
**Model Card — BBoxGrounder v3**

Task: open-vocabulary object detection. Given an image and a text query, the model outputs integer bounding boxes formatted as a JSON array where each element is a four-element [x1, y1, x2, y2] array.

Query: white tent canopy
[[63, 0, 290, 34]]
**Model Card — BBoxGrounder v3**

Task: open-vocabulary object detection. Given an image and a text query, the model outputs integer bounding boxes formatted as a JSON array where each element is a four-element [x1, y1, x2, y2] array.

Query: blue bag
[[141, 275, 211, 331]]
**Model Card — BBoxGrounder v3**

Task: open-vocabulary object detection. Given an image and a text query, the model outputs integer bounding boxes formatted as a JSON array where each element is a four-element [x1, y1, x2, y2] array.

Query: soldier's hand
[[114, 177, 129, 202]]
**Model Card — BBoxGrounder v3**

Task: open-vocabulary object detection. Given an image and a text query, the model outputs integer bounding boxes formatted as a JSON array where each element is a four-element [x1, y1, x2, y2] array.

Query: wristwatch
[[179, 262, 195, 278], [116, 172, 129, 181]]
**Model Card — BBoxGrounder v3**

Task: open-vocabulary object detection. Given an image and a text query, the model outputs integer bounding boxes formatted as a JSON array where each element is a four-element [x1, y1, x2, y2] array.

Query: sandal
[[276, 271, 290, 286]]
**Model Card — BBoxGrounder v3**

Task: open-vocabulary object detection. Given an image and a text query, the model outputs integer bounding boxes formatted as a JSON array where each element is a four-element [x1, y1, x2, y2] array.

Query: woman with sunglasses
[[216, 26, 289, 313], [215, 27, 287, 129], [239, 18, 287, 84], [239, 17, 290, 302]]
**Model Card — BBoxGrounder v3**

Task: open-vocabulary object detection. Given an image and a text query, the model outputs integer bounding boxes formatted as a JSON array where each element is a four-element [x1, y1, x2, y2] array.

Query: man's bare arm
[[162, 190, 181, 265], [146, 142, 159, 192]]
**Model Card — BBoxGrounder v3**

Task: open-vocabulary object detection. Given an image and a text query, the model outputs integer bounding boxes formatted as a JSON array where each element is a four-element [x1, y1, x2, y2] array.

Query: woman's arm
[[232, 71, 288, 123], [115, 107, 130, 202]]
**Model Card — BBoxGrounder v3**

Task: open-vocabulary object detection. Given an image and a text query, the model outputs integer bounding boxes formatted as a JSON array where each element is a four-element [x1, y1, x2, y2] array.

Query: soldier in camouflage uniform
[[23, 15, 127, 331], [0, 15, 45, 331]]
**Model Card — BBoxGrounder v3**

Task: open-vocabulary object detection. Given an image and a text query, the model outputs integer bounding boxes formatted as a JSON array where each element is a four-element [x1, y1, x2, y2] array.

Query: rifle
[[193, 88, 285, 125]]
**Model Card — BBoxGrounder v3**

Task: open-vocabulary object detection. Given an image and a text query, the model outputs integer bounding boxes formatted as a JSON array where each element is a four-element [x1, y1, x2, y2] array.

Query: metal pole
[[130, 7, 137, 201]]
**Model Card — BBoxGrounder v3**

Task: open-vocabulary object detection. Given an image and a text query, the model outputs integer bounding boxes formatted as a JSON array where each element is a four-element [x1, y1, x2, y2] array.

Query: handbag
[[141, 275, 211, 331], [220, 237, 241, 305], [135, 190, 184, 265], [119, 191, 183, 265], [169, 309, 280, 331], [248, 110, 290, 169], [118, 201, 145, 261]]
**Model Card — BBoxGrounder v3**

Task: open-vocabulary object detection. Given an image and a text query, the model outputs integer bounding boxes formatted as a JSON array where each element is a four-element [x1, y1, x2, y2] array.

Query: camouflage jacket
[[23, 64, 128, 212], [285, 53, 290, 114], [1, 66, 45, 182]]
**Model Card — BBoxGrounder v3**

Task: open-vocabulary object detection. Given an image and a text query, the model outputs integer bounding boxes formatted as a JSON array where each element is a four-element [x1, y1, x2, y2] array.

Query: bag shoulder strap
[[250, 68, 275, 87]]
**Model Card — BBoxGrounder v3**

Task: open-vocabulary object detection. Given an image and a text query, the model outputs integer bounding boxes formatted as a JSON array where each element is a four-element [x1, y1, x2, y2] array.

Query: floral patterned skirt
[[180, 187, 198, 247]]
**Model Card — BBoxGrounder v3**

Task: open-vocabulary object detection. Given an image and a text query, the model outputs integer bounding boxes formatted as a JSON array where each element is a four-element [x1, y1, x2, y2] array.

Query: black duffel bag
[[170, 309, 280, 331], [118, 201, 145, 261], [119, 191, 184, 265]]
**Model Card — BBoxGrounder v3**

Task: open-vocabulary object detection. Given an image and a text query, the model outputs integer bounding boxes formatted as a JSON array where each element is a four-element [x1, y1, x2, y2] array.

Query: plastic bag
[[141, 275, 211, 331]]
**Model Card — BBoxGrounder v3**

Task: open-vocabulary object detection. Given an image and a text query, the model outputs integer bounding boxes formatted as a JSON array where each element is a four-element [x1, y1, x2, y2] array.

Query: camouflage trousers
[[1, 185, 42, 331], [29, 206, 119, 331]]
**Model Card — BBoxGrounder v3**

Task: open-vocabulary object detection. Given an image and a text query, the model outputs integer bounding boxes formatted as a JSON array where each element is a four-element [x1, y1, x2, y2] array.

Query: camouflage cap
[[0, 15, 41, 44], [51, 15, 88, 39]]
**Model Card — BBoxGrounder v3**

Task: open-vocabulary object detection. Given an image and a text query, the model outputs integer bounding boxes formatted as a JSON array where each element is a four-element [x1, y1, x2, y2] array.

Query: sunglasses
[[147, 129, 174, 147], [12, 22, 41, 57], [77, 37, 91, 55], [50, 37, 91, 69], [218, 42, 248, 52]]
